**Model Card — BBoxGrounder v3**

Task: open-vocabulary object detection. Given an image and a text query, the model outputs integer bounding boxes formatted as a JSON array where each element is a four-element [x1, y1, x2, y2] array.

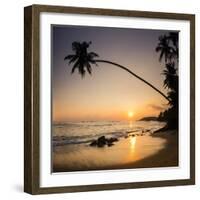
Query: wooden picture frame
[[24, 4, 195, 194]]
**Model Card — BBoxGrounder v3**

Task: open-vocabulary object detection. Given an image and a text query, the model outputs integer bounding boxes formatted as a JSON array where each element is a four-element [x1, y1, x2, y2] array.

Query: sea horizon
[[52, 120, 166, 146]]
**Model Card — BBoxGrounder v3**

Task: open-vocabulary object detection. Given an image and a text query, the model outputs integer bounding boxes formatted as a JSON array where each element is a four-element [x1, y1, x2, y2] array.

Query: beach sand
[[53, 130, 178, 172]]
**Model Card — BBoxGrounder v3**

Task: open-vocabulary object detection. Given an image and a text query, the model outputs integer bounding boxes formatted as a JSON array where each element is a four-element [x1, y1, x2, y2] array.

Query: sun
[[128, 111, 134, 118]]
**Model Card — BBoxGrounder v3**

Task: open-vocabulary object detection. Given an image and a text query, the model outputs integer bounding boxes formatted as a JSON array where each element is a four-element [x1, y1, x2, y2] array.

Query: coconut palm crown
[[155, 35, 173, 63], [155, 32, 179, 64], [64, 41, 99, 77]]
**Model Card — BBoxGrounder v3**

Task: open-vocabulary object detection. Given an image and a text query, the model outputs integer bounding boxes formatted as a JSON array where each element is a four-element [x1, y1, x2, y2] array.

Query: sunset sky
[[52, 25, 173, 122]]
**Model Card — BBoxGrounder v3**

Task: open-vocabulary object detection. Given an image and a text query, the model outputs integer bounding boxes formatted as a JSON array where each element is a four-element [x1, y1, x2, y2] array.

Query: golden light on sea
[[130, 137, 137, 153]]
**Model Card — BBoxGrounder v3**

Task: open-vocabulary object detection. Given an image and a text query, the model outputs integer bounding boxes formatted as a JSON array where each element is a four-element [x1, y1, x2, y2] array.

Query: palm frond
[[155, 46, 162, 52], [68, 55, 78, 64], [159, 51, 164, 62], [88, 52, 99, 57], [64, 41, 99, 77], [71, 60, 79, 74], [72, 41, 81, 51], [64, 54, 75, 60], [78, 63, 86, 77], [86, 63, 92, 74]]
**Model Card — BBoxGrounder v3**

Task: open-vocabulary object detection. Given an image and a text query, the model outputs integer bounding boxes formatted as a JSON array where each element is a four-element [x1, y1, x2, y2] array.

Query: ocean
[[52, 120, 166, 147]]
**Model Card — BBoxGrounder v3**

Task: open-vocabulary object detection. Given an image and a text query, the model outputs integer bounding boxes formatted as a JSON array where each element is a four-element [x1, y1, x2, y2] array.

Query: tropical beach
[[53, 128, 178, 172], [52, 25, 179, 172]]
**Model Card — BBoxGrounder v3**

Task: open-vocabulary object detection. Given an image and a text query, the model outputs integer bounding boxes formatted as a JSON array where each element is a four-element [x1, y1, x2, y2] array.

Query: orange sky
[[52, 26, 170, 122]]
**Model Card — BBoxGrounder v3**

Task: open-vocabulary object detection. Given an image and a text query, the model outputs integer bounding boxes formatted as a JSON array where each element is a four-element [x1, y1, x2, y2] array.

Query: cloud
[[147, 104, 165, 111]]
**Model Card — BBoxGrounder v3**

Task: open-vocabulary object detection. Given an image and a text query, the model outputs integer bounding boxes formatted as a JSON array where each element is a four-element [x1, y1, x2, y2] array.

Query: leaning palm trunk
[[94, 59, 170, 102], [64, 41, 171, 103]]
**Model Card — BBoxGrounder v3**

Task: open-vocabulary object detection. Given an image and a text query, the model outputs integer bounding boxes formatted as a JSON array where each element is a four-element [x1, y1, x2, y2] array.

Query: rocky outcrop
[[90, 136, 118, 147]]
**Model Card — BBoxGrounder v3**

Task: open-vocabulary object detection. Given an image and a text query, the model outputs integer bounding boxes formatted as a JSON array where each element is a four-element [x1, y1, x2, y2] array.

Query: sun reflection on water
[[129, 121, 133, 128], [130, 137, 136, 153]]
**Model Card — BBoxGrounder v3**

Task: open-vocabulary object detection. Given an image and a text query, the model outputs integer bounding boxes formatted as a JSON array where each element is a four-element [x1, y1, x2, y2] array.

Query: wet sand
[[53, 130, 178, 172], [118, 130, 178, 169]]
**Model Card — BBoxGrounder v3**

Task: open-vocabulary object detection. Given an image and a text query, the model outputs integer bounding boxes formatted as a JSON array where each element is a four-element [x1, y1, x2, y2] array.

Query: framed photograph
[[24, 4, 195, 194]]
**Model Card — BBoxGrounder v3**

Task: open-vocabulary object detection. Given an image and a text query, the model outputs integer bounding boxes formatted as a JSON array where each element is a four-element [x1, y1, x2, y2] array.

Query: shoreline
[[53, 130, 178, 172], [114, 130, 178, 170]]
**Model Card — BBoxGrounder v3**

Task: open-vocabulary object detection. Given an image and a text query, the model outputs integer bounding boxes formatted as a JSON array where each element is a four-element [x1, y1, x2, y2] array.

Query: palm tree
[[155, 32, 179, 107], [162, 62, 178, 91], [64, 41, 170, 102], [168, 32, 178, 60], [155, 32, 179, 129], [167, 90, 178, 107], [155, 35, 173, 63], [64, 41, 98, 76]]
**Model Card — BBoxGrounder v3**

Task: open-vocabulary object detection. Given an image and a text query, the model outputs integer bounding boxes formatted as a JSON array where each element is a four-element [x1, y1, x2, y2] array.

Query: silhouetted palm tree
[[167, 90, 178, 107], [64, 41, 170, 102], [64, 41, 98, 76], [155, 35, 173, 63], [156, 32, 179, 129], [168, 32, 178, 59], [162, 62, 178, 91]]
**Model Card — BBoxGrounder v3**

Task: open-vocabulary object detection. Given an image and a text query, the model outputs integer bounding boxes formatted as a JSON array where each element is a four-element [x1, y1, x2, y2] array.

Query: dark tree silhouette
[[156, 32, 179, 130], [162, 62, 178, 91], [64, 41, 98, 76], [155, 35, 173, 63], [64, 41, 170, 102], [168, 32, 179, 60]]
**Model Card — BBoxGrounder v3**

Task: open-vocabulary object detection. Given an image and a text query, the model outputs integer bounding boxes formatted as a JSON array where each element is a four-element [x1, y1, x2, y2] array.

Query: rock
[[107, 142, 114, 147], [107, 137, 118, 146], [97, 136, 107, 147], [108, 137, 118, 143], [90, 140, 97, 146], [89, 136, 118, 147]]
